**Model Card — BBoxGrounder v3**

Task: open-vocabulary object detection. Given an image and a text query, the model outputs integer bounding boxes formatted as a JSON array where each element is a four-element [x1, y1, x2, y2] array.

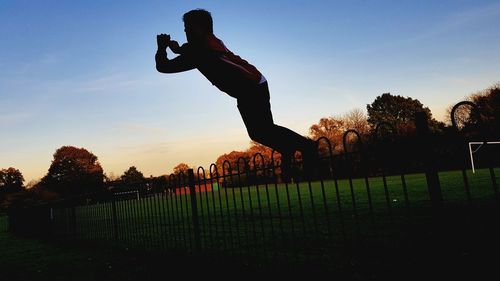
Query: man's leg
[[237, 82, 318, 179]]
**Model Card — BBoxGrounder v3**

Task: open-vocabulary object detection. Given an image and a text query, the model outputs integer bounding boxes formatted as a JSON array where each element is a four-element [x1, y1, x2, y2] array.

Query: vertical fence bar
[[129, 193, 138, 247], [177, 177, 186, 250], [401, 173, 411, 219], [254, 153, 275, 260], [168, 176, 180, 250], [188, 169, 202, 253], [223, 161, 237, 254], [415, 111, 443, 210], [115, 198, 124, 246], [236, 159, 253, 255], [209, 167, 223, 250], [210, 164, 228, 253], [319, 178, 332, 240], [462, 169, 472, 205], [240, 158, 258, 257], [133, 193, 143, 248], [284, 180, 298, 261], [364, 175, 376, 233], [295, 180, 307, 242], [271, 154, 286, 261], [152, 192, 161, 250], [140, 191, 150, 250], [111, 198, 118, 242], [223, 174, 235, 253], [489, 167, 499, 203], [382, 174, 393, 223], [160, 190, 170, 251], [200, 167, 213, 249], [71, 206, 77, 239], [348, 176, 360, 235]]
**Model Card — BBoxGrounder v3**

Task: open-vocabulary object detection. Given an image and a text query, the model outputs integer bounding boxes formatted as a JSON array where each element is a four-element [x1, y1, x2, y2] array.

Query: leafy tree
[[470, 84, 500, 136], [246, 141, 278, 167], [0, 167, 25, 200], [40, 146, 104, 196], [215, 151, 250, 175], [148, 175, 168, 193], [367, 93, 442, 134], [120, 166, 146, 191], [445, 83, 499, 136], [309, 116, 348, 153], [172, 163, 191, 175]]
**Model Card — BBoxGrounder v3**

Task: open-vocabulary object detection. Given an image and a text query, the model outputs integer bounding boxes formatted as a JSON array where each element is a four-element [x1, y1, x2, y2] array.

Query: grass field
[[51, 167, 499, 262], [0, 215, 254, 281], [4, 167, 500, 280]]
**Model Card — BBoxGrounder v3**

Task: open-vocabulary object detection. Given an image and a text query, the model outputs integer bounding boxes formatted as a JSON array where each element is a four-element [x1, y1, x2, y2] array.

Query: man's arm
[[155, 34, 195, 73]]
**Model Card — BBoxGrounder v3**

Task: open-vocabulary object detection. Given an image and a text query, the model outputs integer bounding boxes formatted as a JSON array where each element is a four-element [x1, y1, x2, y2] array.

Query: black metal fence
[[7, 106, 500, 268]]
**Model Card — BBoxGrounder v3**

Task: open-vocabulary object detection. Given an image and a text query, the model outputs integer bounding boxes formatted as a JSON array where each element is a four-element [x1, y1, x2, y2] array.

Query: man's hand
[[168, 40, 181, 54], [157, 33, 170, 50]]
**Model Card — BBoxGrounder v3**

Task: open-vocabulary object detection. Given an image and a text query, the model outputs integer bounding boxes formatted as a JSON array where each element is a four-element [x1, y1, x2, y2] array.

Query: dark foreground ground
[[1, 205, 499, 281]]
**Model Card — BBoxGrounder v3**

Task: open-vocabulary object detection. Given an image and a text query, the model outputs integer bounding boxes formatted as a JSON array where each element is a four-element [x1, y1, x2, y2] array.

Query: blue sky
[[1, 0, 500, 183]]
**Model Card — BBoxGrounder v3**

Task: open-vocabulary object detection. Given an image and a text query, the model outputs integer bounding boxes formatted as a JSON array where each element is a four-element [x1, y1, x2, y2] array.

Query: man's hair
[[183, 9, 213, 33]]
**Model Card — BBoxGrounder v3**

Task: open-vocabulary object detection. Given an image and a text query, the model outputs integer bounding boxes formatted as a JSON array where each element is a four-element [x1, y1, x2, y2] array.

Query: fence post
[[188, 169, 202, 252], [111, 197, 119, 242], [415, 111, 443, 210]]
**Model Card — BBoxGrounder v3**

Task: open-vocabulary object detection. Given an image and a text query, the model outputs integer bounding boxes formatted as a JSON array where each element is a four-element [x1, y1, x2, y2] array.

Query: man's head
[[183, 9, 213, 44]]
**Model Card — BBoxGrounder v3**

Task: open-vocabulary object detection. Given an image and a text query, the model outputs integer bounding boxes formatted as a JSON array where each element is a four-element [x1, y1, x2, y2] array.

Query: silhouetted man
[[156, 9, 317, 180]]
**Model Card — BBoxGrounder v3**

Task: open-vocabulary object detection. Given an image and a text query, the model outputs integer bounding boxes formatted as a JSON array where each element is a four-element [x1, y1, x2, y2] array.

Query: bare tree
[[342, 108, 371, 134]]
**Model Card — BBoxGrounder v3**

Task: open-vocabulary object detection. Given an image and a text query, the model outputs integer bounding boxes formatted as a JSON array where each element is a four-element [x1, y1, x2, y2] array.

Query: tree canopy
[[471, 85, 500, 136], [172, 163, 191, 175], [0, 167, 25, 199], [40, 146, 104, 196], [367, 93, 442, 134], [120, 166, 146, 191]]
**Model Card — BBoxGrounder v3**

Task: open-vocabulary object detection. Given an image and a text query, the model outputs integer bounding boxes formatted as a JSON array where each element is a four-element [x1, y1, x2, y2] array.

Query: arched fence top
[[196, 166, 206, 182], [316, 136, 334, 155], [209, 163, 219, 178], [222, 160, 232, 177], [270, 149, 279, 173], [168, 173, 181, 189], [450, 101, 479, 132], [342, 129, 363, 153], [271, 150, 279, 166], [252, 152, 266, 169], [236, 157, 249, 174]]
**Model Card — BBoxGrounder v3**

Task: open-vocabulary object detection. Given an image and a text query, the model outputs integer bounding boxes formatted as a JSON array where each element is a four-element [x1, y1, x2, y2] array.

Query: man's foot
[[302, 139, 320, 181]]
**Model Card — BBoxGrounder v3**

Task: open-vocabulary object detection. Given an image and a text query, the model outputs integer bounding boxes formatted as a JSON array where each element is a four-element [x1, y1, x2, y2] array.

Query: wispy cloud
[[115, 122, 169, 135], [0, 112, 33, 125], [39, 53, 60, 65], [407, 2, 500, 43], [340, 2, 500, 57], [73, 73, 146, 94]]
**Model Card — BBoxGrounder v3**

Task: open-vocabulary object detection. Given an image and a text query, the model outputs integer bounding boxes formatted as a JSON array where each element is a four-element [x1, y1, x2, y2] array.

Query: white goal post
[[113, 190, 140, 200], [469, 141, 500, 173]]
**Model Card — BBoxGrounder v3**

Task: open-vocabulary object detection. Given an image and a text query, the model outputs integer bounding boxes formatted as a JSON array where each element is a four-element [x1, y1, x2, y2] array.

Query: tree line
[[1, 85, 498, 209]]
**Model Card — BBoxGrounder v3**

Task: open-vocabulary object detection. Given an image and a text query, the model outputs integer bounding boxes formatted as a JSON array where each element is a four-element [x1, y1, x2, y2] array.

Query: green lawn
[[0, 215, 269, 281], [51, 167, 499, 261], [0, 215, 133, 281]]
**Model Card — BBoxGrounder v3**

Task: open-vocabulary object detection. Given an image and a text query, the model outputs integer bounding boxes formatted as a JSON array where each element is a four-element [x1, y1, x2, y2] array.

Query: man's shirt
[[156, 34, 265, 99]]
